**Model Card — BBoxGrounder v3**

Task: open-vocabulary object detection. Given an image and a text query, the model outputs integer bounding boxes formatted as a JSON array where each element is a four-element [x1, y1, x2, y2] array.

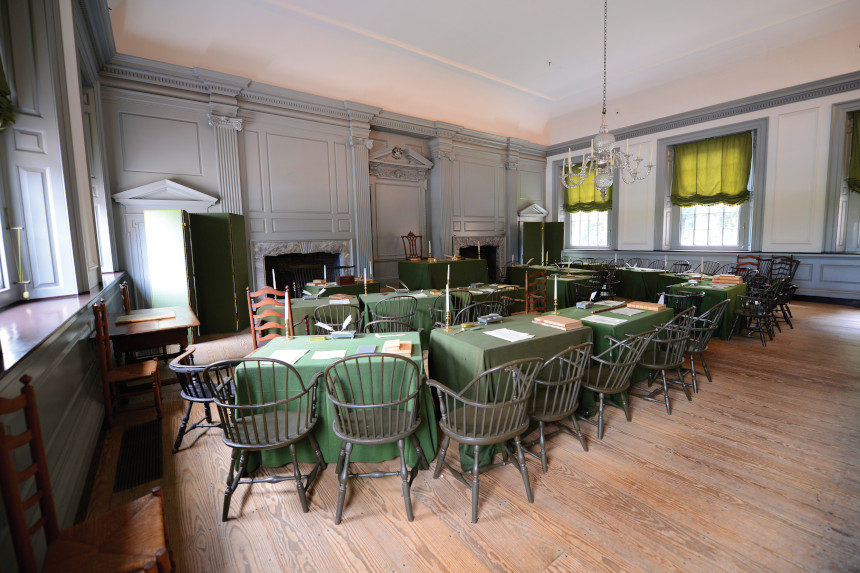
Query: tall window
[[663, 129, 757, 250], [560, 162, 612, 248]]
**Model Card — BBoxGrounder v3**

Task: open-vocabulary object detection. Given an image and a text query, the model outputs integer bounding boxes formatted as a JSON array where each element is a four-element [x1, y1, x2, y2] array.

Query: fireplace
[[252, 240, 353, 295], [452, 236, 505, 282]]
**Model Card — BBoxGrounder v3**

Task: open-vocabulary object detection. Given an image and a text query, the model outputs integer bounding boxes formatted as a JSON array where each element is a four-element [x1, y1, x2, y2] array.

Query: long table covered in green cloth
[[359, 285, 522, 346], [428, 313, 593, 470], [615, 268, 669, 301], [287, 296, 360, 335], [304, 281, 381, 297], [398, 259, 488, 290], [668, 280, 747, 339], [245, 333, 436, 468]]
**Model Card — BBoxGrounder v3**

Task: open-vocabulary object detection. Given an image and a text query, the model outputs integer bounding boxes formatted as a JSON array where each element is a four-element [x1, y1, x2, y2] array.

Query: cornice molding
[[547, 71, 860, 156]]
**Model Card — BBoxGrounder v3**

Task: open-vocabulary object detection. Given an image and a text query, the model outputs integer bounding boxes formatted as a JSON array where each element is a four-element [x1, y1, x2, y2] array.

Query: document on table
[[611, 307, 644, 316], [593, 300, 624, 307], [311, 349, 348, 360], [411, 292, 428, 298], [484, 328, 535, 342], [469, 290, 484, 295], [704, 284, 731, 290], [480, 288, 496, 293], [268, 349, 309, 365], [582, 315, 627, 326]]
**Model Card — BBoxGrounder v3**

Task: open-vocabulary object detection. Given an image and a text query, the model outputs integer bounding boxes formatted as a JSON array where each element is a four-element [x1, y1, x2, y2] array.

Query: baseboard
[[794, 295, 860, 308]]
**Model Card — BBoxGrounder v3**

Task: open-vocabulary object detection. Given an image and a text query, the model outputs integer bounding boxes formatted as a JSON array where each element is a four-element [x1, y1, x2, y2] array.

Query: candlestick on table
[[363, 267, 367, 295], [664, 255, 667, 269], [443, 282, 453, 331], [701, 256, 704, 273], [429, 241, 432, 258], [272, 268, 276, 289]]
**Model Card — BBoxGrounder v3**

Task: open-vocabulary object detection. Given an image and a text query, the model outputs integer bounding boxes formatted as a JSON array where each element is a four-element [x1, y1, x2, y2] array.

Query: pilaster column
[[208, 115, 244, 214], [348, 134, 374, 272], [429, 137, 455, 257], [505, 146, 521, 264]]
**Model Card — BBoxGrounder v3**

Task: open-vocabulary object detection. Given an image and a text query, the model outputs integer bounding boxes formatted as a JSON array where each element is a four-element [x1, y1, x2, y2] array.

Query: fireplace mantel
[[453, 235, 505, 282], [251, 240, 352, 288]]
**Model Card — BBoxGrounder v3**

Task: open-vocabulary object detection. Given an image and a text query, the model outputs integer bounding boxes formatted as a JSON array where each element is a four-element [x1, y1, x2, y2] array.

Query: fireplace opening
[[265, 252, 354, 297], [459, 246, 497, 282]]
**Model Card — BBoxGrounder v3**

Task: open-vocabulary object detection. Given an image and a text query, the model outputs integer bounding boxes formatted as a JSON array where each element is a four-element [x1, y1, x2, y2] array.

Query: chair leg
[[756, 317, 767, 347], [661, 372, 672, 415], [102, 380, 114, 428], [152, 369, 162, 419], [597, 394, 605, 440], [688, 354, 698, 394], [289, 444, 309, 513], [433, 436, 450, 479], [728, 315, 740, 340], [619, 392, 631, 422], [397, 440, 414, 521], [678, 368, 692, 401], [335, 441, 346, 478], [307, 432, 327, 471], [570, 415, 588, 452], [223, 449, 246, 522], [701, 354, 712, 383], [781, 304, 794, 328], [334, 442, 353, 525], [471, 445, 480, 523], [203, 402, 213, 424], [513, 435, 533, 504], [173, 401, 193, 453], [538, 421, 548, 473], [410, 433, 429, 471]]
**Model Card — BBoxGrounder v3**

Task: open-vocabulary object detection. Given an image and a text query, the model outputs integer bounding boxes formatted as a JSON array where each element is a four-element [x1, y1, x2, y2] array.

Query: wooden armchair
[[246, 286, 310, 347], [524, 270, 547, 313], [401, 231, 424, 259], [0, 375, 173, 572], [93, 300, 162, 427], [119, 281, 169, 363]]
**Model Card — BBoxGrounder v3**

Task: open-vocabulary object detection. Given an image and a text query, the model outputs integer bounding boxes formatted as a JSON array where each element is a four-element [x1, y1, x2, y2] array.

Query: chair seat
[[581, 368, 629, 395], [438, 406, 529, 445], [332, 411, 421, 444], [106, 360, 158, 384], [530, 386, 578, 421], [640, 349, 685, 371], [42, 490, 169, 573], [223, 409, 315, 449]]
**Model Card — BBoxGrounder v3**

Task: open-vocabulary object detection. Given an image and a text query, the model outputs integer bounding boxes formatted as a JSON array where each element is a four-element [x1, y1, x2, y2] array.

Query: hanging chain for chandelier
[[562, 0, 653, 202]]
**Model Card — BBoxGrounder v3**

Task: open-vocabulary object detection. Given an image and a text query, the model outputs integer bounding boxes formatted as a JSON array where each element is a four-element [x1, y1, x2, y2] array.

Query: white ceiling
[[108, 0, 860, 144]]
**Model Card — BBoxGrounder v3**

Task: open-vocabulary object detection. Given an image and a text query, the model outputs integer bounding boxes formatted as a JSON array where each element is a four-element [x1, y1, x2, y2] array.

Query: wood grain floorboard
[[83, 301, 860, 572]]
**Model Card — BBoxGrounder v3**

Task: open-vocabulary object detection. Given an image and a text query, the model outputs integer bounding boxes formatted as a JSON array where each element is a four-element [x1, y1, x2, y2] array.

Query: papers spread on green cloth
[[611, 307, 644, 316], [581, 314, 627, 326], [593, 300, 625, 307], [411, 292, 429, 298], [311, 349, 347, 360], [115, 309, 176, 324], [269, 349, 309, 365], [484, 328, 535, 342]]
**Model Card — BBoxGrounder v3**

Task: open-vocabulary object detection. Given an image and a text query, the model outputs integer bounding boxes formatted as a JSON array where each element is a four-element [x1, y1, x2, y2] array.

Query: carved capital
[[432, 150, 456, 162], [208, 115, 243, 131], [504, 160, 519, 171], [349, 136, 374, 150]]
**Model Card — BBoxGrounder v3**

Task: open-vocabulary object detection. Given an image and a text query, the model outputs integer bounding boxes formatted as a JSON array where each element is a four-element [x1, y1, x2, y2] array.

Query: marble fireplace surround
[[252, 240, 352, 289], [453, 235, 505, 282]]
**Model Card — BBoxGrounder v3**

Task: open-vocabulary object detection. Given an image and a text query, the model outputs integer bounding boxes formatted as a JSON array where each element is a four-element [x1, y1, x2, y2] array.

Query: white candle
[[447, 265, 450, 282], [512, 254, 515, 265], [323, 266, 327, 284], [701, 256, 704, 272], [615, 253, 617, 263], [664, 255, 667, 268], [428, 241, 432, 257], [370, 262, 374, 279], [445, 284, 450, 313], [554, 275, 558, 300], [364, 267, 367, 283], [560, 249, 563, 262], [272, 268, 276, 289]]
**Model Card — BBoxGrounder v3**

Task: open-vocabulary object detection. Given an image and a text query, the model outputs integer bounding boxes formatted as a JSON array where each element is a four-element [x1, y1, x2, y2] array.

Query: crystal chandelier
[[562, 0, 653, 202]]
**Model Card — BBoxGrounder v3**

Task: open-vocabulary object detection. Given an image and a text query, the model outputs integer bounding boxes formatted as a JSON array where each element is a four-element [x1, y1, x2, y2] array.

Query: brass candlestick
[[443, 310, 453, 331], [553, 298, 559, 314]]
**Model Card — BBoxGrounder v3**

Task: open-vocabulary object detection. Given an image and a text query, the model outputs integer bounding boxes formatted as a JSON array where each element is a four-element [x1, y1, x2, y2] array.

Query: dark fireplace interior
[[459, 245, 497, 282], [266, 252, 353, 297]]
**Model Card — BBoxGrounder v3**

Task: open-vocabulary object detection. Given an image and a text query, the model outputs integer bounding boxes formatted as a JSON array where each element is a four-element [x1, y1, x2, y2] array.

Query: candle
[[554, 275, 558, 300], [272, 268, 276, 289], [428, 241, 432, 257], [445, 283, 450, 313], [364, 267, 367, 283], [545, 250, 548, 266], [478, 240, 480, 251], [560, 249, 563, 262], [323, 266, 327, 284], [370, 262, 374, 279], [512, 254, 515, 265], [701, 256, 704, 272], [447, 265, 450, 282], [664, 255, 667, 269], [615, 253, 617, 263]]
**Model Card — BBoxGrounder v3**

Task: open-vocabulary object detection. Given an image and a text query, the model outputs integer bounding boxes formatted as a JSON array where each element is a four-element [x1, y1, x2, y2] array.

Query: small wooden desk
[[108, 306, 199, 357]]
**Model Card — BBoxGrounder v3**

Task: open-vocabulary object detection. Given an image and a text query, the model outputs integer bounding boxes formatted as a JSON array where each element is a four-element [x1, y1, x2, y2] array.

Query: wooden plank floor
[[85, 300, 860, 572]]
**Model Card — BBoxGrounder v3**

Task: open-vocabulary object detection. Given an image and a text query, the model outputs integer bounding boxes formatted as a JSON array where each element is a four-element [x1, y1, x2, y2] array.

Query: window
[[825, 102, 860, 253], [655, 119, 767, 252], [567, 210, 609, 247], [558, 160, 614, 248]]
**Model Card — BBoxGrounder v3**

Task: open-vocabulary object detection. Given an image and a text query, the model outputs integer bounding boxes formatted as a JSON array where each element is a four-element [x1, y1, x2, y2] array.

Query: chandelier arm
[[602, 0, 607, 116]]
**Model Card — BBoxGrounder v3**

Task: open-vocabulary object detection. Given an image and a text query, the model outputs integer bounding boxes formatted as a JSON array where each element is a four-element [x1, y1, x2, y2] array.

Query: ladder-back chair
[[247, 286, 310, 347], [401, 232, 424, 259], [0, 375, 173, 573]]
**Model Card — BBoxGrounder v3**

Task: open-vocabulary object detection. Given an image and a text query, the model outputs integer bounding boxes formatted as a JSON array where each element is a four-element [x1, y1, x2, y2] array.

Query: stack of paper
[[712, 274, 743, 284], [382, 339, 413, 356], [329, 293, 352, 300], [532, 315, 583, 331], [311, 349, 347, 360], [612, 307, 644, 316], [484, 328, 534, 342], [582, 315, 627, 326], [269, 349, 309, 365]]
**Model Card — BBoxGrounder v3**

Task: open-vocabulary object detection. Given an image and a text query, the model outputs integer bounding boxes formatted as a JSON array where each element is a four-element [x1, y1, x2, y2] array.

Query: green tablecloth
[[655, 274, 692, 299], [398, 259, 488, 290], [616, 268, 667, 300], [506, 265, 598, 288], [428, 314, 593, 469], [304, 282, 381, 297], [668, 281, 747, 339], [247, 333, 436, 467], [288, 296, 360, 335]]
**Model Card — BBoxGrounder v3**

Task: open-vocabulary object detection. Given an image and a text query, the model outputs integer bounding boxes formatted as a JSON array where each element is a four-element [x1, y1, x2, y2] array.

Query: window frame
[[653, 118, 768, 252], [553, 156, 618, 250], [824, 98, 860, 253]]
